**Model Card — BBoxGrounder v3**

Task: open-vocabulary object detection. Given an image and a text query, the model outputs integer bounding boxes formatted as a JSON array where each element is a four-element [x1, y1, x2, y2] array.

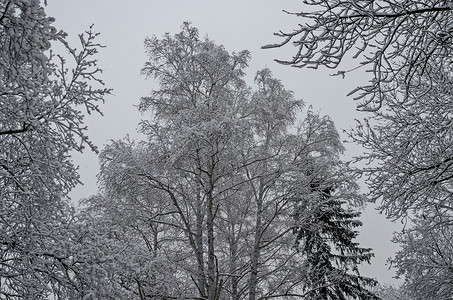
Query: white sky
[[46, 0, 403, 285]]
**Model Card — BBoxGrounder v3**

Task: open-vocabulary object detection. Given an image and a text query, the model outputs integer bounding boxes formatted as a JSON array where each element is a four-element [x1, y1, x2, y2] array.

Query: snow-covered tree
[[93, 23, 376, 300], [99, 23, 252, 300], [288, 112, 378, 300], [242, 68, 303, 300], [350, 66, 453, 220], [391, 210, 453, 299], [265, 2, 453, 292], [347, 36, 452, 300], [347, 31, 453, 300], [263, 0, 453, 110], [293, 184, 378, 299], [69, 196, 186, 299], [0, 1, 110, 298]]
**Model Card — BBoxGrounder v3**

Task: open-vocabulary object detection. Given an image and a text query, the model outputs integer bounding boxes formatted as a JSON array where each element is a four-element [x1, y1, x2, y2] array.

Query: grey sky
[[47, 0, 402, 285]]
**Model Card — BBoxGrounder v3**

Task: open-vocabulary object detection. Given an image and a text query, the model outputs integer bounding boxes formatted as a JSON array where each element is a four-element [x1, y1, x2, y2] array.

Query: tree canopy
[[87, 23, 378, 300]]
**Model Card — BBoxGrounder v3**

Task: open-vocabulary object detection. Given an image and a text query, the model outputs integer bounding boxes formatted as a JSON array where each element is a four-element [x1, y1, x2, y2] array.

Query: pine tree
[[293, 179, 379, 299]]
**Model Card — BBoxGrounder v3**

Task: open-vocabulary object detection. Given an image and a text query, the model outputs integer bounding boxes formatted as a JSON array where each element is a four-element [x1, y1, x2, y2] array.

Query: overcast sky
[[46, 0, 403, 285]]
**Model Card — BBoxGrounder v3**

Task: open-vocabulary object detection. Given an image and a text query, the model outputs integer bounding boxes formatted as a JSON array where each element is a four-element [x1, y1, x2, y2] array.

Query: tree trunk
[[249, 195, 263, 300], [230, 223, 239, 300], [195, 186, 207, 298], [207, 189, 217, 300]]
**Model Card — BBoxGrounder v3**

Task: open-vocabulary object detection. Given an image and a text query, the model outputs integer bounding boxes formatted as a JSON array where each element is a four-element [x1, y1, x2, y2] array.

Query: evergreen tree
[[293, 171, 379, 299]]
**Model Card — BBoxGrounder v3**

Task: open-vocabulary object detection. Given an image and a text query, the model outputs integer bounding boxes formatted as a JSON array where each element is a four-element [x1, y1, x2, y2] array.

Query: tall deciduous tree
[[349, 68, 452, 298], [100, 22, 252, 300], [93, 24, 377, 300], [350, 38, 453, 300], [0, 1, 110, 298]]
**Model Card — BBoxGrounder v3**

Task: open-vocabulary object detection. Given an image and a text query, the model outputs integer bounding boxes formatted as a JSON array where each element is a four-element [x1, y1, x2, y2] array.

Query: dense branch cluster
[[264, 0, 453, 110], [350, 68, 453, 219], [392, 212, 453, 299], [0, 1, 110, 298]]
